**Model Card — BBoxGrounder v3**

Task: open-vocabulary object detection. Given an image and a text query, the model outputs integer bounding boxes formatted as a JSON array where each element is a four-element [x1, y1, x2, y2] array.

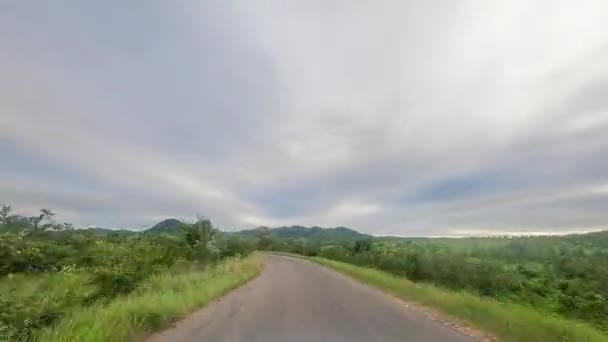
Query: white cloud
[[1, 1, 608, 234]]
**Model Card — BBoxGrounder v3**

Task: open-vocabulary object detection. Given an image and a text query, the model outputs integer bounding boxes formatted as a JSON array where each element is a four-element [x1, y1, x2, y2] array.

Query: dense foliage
[[0, 205, 253, 341], [262, 229, 608, 331]]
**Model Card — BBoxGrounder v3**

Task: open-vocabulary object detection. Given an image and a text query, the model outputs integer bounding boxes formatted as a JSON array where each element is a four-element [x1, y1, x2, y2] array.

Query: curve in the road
[[148, 255, 476, 342]]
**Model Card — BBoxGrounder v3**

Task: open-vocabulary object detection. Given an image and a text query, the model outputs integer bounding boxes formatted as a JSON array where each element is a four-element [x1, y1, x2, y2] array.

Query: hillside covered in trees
[[140, 219, 371, 242], [144, 218, 185, 235], [235, 225, 370, 241]]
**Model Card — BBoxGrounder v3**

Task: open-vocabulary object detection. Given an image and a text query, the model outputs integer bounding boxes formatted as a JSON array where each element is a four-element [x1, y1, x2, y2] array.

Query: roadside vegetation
[[257, 227, 608, 341], [312, 257, 606, 342], [3, 203, 607, 341], [37, 256, 261, 342], [0, 205, 257, 341]]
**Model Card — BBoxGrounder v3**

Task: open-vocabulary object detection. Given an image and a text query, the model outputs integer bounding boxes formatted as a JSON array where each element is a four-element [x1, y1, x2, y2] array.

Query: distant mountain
[[144, 218, 185, 235], [82, 227, 137, 235], [140, 220, 371, 241], [236, 225, 371, 242]]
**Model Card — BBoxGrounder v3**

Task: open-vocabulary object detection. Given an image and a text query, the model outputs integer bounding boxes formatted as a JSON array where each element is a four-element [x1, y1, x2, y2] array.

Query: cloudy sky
[[2, 1, 608, 235]]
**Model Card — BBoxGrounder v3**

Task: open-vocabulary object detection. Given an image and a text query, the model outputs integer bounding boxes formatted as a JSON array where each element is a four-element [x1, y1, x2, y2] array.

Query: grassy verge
[[36, 255, 262, 342], [0, 272, 96, 341], [310, 257, 608, 342]]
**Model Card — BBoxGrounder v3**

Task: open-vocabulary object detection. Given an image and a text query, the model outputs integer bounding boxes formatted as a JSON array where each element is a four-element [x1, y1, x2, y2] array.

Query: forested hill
[[144, 218, 184, 234], [236, 226, 371, 241], [141, 219, 371, 241]]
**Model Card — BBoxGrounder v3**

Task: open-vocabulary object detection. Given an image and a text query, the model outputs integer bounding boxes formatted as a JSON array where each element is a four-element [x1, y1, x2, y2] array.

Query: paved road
[[149, 255, 475, 342]]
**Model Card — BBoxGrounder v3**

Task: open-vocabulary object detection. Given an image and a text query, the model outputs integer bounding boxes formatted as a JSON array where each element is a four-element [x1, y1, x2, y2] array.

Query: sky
[[2, 1, 608, 236]]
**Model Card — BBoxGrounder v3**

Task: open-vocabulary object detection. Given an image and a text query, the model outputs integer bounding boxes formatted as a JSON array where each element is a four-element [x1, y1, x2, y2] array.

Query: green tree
[[182, 217, 217, 260], [256, 226, 275, 250], [29, 208, 55, 231], [0, 205, 12, 226]]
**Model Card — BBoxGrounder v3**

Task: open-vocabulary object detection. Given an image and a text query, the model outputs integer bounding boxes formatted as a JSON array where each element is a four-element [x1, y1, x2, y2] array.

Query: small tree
[[353, 239, 373, 254], [60, 222, 75, 230], [29, 208, 55, 231], [0, 205, 12, 226], [256, 226, 275, 250], [182, 216, 217, 261]]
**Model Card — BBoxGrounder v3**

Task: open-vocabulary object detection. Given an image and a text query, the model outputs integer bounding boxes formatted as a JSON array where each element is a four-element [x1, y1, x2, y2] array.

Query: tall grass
[[311, 257, 608, 342], [36, 255, 262, 342], [0, 272, 95, 341]]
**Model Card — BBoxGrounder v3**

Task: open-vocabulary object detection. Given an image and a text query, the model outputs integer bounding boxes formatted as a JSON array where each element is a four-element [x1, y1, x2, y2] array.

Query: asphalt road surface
[[149, 255, 476, 342]]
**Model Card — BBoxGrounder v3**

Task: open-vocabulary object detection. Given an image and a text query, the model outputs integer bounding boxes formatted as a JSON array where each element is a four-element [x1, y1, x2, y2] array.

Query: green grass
[[36, 255, 262, 342], [0, 272, 96, 341], [311, 257, 608, 342]]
